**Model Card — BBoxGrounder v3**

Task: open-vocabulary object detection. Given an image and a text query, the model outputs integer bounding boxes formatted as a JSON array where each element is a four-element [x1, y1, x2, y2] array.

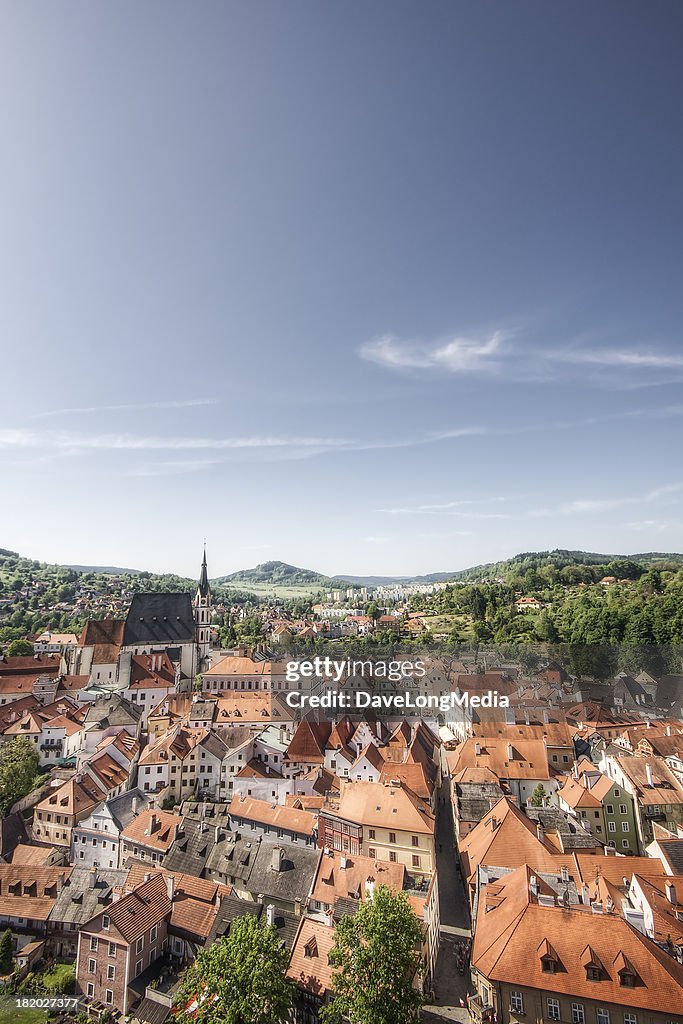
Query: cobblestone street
[[423, 776, 473, 1022]]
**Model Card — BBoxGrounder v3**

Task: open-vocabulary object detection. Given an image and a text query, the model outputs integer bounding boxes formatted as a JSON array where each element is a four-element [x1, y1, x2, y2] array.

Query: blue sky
[[1, 1, 682, 578]]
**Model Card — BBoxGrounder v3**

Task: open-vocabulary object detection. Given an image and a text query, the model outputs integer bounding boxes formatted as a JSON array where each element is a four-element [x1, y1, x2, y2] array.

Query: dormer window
[[619, 970, 635, 988], [541, 956, 556, 974]]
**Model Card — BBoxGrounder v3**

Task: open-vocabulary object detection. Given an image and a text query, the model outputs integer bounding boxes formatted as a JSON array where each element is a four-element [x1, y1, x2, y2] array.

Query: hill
[[212, 560, 334, 597]]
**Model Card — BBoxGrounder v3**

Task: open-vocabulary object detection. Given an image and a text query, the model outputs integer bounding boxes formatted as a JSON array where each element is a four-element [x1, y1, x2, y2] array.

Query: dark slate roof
[[107, 789, 149, 832], [49, 867, 129, 926], [124, 593, 195, 647], [84, 694, 142, 728], [333, 896, 360, 921], [132, 997, 171, 1024], [163, 818, 214, 877], [206, 896, 298, 950], [456, 782, 506, 824], [526, 806, 604, 849], [0, 811, 29, 859], [205, 831, 261, 884], [660, 839, 683, 875], [246, 842, 321, 907], [180, 800, 231, 828]]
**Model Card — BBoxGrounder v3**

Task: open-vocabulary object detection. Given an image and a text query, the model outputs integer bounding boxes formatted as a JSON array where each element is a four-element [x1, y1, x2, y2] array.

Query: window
[[412, 855, 421, 868], [107, 965, 115, 981], [547, 999, 560, 1021], [87, 983, 95, 998], [88, 959, 96, 975], [389, 851, 397, 862], [368, 829, 375, 840], [102, 914, 110, 929], [389, 832, 396, 843], [106, 990, 113, 1005], [510, 991, 523, 1013], [136, 937, 144, 955], [606, 805, 614, 814], [90, 937, 98, 952], [150, 925, 157, 942], [109, 942, 116, 956], [572, 1004, 585, 1024], [620, 804, 627, 814], [587, 966, 601, 982], [619, 971, 635, 988], [135, 959, 143, 976], [608, 821, 616, 832], [621, 821, 629, 832], [597, 1010, 610, 1024], [411, 835, 419, 847], [624, 1015, 637, 1024], [614, 788, 620, 796], [622, 839, 629, 849], [368, 847, 376, 858], [541, 956, 556, 974]]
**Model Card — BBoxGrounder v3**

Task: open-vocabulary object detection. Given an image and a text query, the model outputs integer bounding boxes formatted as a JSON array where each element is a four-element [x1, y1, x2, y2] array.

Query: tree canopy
[[322, 886, 425, 1024], [0, 736, 40, 816], [173, 914, 294, 1024]]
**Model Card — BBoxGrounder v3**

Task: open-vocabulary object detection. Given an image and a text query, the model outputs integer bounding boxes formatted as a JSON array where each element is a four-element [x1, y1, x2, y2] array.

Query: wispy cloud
[[531, 482, 683, 518], [549, 349, 683, 369], [359, 332, 505, 374], [32, 398, 219, 419], [359, 328, 683, 384]]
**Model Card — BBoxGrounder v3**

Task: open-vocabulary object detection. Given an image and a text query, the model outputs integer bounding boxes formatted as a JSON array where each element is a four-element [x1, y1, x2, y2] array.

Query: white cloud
[[32, 398, 219, 419], [359, 331, 505, 374], [359, 328, 683, 383], [551, 349, 683, 369]]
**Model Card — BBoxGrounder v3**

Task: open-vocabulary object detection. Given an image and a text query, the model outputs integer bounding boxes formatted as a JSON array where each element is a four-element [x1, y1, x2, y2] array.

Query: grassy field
[[228, 581, 326, 599], [0, 1005, 47, 1024], [422, 612, 474, 637]]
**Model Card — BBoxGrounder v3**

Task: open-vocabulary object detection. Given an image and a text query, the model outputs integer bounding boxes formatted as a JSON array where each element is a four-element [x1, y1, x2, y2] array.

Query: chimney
[[542, 709, 549, 725], [523, 709, 530, 726], [666, 881, 677, 905], [507, 743, 514, 761], [89, 868, 97, 888], [165, 874, 175, 901], [144, 872, 151, 882], [214, 825, 222, 844], [581, 884, 589, 905], [474, 742, 482, 756], [272, 847, 284, 872], [536, 823, 544, 842], [131, 795, 138, 815], [266, 904, 276, 927], [340, 856, 348, 869], [666, 725, 672, 737], [646, 764, 654, 787]]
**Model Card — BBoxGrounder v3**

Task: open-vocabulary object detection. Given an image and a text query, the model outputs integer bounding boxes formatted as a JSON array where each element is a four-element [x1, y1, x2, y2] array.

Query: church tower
[[194, 545, 212, 668]]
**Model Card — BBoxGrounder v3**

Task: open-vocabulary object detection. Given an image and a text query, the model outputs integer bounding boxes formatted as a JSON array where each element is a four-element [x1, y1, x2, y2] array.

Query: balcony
[[468, 995, 496, 1022]]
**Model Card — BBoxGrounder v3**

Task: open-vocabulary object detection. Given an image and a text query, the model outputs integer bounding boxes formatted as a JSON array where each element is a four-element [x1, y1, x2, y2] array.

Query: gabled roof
[[329, 780, 435, 835], [96, 872, 171, 943], [228, 795, 316, 837], [123, 593, 195, 647], [285, 720, 331, 764], [472, 863, 683, 1011]]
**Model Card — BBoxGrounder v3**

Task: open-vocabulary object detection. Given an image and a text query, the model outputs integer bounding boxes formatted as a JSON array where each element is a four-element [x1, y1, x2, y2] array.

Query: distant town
[[0, 547, 682, 1022]]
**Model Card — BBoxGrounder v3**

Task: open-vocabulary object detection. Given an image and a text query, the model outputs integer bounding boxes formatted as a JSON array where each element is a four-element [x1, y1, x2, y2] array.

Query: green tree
[[531, 784, 546, 808], [6, 638, 33, 656], [0, 928, 13, 973], [0, 737, 40, 816], [173, 914, 294, 1024], [322, 886, 425, 1024]]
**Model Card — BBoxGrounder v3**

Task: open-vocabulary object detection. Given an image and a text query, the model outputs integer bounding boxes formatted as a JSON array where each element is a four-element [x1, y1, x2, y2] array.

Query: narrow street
[[422, 776, 473, 1022]]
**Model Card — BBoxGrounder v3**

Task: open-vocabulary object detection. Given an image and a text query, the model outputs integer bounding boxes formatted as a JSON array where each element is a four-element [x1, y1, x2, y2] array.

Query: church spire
[[198, 543, 210, 599]]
